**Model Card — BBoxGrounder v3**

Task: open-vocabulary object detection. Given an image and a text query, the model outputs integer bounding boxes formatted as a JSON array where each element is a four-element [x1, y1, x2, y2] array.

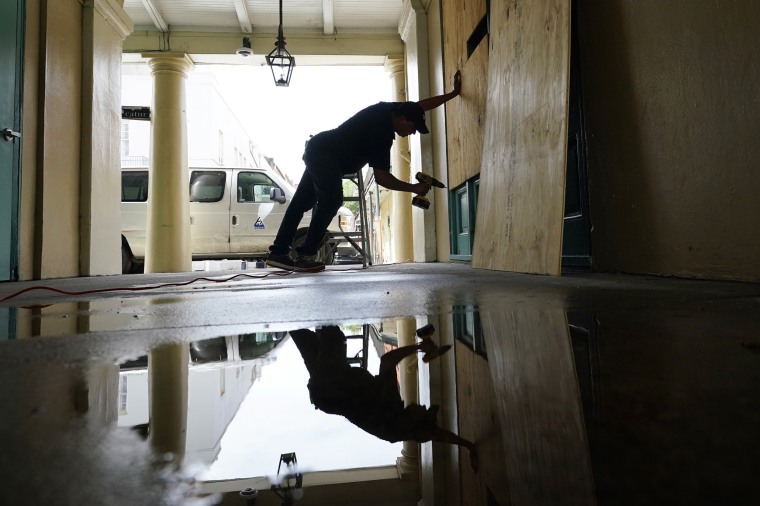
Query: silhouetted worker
[[289, 325, 478, 471], [267, 71, 463, 272]]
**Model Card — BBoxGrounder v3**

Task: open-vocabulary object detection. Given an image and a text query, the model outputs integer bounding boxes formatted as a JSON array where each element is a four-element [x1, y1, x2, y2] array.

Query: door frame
[[1, 0, 24, 282]]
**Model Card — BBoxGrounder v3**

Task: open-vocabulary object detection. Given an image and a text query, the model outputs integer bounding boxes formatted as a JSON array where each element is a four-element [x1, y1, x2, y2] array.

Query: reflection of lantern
[[271, 452, 303, 505], [265, 0, 295, 87]]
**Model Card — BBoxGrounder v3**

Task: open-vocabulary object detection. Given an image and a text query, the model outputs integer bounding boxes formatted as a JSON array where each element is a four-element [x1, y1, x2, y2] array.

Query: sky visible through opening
[[204, 64, 391, 182], [181, 67, 399, 480]]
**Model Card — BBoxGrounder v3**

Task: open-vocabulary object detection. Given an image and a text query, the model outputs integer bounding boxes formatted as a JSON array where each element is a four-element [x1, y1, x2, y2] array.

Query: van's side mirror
[[270, 187, 286, 204]]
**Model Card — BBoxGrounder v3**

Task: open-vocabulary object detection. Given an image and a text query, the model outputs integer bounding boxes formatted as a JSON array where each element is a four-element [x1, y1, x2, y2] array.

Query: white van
[[120, 166, 355, 273]]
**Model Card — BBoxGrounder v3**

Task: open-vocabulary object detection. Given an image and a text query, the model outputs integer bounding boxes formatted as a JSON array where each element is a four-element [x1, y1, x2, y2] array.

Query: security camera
[[236, 36, 253, 57]]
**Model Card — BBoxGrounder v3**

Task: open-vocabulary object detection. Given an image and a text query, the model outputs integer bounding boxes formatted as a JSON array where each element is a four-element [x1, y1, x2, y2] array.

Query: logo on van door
[[254, 217, 265, 230]]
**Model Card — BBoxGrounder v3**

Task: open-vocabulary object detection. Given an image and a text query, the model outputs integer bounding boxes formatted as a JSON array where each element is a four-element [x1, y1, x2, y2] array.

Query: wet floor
[[1, 263, 759, 505]]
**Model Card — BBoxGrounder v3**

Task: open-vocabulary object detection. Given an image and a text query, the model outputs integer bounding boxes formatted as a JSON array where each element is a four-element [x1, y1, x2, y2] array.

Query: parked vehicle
[[121, 166, 355, 273]]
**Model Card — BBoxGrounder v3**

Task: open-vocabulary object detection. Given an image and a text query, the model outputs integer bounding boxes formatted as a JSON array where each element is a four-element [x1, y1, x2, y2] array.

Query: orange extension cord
[[0, 271, 295, 304], [0, 266, 367, 304]]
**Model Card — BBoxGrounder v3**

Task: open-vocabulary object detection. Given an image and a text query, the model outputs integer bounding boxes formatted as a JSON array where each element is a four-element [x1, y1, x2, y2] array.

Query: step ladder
[[344, 324, 370, 369], [324, 172, 372, 268]]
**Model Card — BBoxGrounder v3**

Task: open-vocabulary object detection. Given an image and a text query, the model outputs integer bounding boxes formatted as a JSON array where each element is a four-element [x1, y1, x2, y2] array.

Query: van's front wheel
[[292, 230, 336, 266], [122, 243, 133, 274]]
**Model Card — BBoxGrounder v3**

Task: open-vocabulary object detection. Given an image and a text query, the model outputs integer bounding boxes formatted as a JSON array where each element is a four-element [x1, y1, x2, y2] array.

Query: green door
[[1, 0, 24, 282]]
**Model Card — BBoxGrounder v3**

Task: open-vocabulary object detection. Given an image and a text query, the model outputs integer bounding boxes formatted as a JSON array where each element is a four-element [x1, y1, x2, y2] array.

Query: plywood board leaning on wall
[[472, 0, 571, 275], [441, 0, 488, 190], [446, 42, 489, 189]]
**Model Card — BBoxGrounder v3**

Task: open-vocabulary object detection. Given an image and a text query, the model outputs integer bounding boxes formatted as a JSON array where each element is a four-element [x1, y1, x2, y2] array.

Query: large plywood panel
[[472, 0, 571, 275], [442, 0, 488, 189], [445, 42, 488, 189]]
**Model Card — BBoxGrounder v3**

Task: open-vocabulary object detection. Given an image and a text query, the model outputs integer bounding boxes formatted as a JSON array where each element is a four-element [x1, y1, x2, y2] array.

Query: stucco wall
[[80, 0, 132, 276], [20, 0, 131, 279], [579, 0, 760, 281], [35, 0, 83, 278]]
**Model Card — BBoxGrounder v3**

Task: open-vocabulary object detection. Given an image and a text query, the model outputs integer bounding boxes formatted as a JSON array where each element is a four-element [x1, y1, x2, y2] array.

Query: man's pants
[[269, 150, 344, 257]]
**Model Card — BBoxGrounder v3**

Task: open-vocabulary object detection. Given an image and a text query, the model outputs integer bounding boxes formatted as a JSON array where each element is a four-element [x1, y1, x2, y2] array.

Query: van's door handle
[[232, 215, 238, 225]]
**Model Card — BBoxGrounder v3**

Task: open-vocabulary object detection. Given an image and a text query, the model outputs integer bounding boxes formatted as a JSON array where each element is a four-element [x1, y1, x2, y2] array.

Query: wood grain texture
[[454, 341, 509, 506], [442, 0, 489, 189], [446, 42, 489, 189], [471, 0, 571, 275], [480, 307, 596, 506]]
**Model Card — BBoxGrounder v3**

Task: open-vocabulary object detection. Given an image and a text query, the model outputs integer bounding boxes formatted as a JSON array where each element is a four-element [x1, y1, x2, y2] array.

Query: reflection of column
[[149, 342, 189, 460], [396, 317, 419, 477], [384, 57, 414, 264], [144, 54, 193, 274]]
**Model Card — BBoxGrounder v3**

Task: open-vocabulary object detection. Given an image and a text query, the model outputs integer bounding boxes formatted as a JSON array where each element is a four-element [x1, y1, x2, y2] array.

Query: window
[[190, 171, 226, 202], [449, 176, 479, 259], [121, 122, 129, 156], [119, 375, 128, 413], [236, 171, 278, 203], [121, 171, 149, 202], [453, 306, 486, 358]]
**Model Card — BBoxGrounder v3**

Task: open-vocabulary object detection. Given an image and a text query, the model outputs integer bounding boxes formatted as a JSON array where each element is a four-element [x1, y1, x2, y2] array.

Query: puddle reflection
[[4, 298, 757, 506]]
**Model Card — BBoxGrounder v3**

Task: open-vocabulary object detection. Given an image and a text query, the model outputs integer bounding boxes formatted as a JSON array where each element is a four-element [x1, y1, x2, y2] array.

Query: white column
[[399, 0, 438, 262], [385, 57, 414, 264], [144, 54, 194, 274]]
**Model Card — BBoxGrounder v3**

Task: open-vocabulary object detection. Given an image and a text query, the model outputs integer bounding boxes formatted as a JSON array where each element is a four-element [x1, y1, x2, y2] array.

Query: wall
[[579, 0, 760, 281], [26, 0, 83, 278], [20, 0, 131, 279], [80, 0, 133, 276]]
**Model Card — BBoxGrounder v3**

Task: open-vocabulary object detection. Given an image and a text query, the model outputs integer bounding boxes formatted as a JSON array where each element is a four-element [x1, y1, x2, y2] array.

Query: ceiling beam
[[232, 0, 253, 33], [124, 30, 403, 64], [322, 0, 335, 35], [140, 0, 168, 32]]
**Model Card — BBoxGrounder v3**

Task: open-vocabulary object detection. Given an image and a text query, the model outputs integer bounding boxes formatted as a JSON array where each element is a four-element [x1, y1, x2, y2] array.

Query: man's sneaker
[[266, 252, 324, 273], [294, 254, 325, 273], [266, 253, 296, 270]]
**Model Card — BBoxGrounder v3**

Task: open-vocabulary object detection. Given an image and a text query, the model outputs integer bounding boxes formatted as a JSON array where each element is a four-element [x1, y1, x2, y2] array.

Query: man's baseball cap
[[395, 101, 430, 134]]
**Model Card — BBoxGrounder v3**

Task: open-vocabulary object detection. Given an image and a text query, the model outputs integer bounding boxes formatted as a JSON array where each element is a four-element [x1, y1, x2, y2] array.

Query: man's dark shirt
[[307, 366, 415, 443], [305, 102, 396, 175]]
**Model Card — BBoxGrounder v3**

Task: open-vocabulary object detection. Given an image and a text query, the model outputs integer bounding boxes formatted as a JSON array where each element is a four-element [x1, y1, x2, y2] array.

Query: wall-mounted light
[[236, 36, 253, 57], [265, 0, 295, 86]]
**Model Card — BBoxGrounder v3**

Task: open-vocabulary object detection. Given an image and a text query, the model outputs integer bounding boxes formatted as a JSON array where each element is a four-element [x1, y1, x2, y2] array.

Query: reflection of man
[[289, 326, 478, 470]]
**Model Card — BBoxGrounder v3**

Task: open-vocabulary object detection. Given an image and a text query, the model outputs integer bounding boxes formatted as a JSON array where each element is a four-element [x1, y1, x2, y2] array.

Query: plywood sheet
[[442, 0, 489, 189], [472, 0, 571, 275], [480, 307, 595, 506], [445, 42, 489, 189]]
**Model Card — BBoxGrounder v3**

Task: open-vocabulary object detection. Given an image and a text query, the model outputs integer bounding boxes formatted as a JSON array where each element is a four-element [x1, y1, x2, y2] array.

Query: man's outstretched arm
[[374, 168, 429, 195], [428, 426, 479, 472], [417, 70, 462, 112]]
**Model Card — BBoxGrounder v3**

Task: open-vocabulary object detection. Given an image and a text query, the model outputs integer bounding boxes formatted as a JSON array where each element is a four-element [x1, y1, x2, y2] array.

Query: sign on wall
[[121, 106, 151, 121]]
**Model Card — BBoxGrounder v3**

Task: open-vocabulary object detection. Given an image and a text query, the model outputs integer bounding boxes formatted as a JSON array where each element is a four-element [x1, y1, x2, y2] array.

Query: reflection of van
[[120, 167, 355, 273]]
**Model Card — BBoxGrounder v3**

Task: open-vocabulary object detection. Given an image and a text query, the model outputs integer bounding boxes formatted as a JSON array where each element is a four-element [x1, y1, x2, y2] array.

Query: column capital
[[384, 55, 405, 75], [144, 53, 195, 76], [89, 0, 134, 39]]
